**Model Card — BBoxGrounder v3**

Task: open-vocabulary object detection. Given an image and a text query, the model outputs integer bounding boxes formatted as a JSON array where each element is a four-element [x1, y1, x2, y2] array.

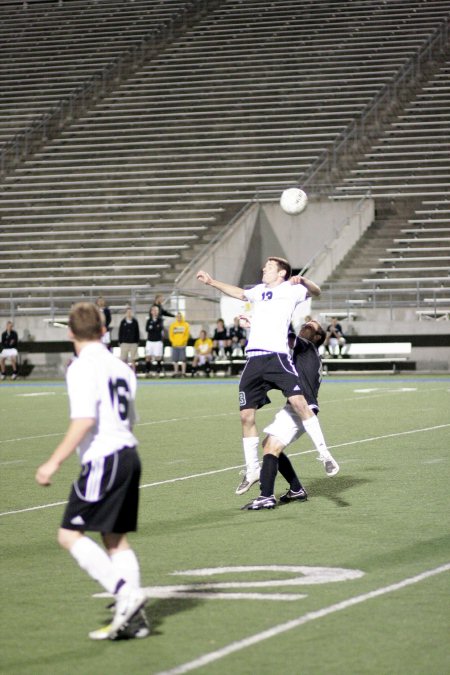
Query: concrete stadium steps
[[1, 0, 450, 303], [0, 0, 201, 144], [334, 58, 450, 199], [322, 198, 450, 309]]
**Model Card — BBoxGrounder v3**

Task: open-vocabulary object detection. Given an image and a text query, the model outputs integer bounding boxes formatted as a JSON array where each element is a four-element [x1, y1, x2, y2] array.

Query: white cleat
[[318, 454, 340, 477], [108, 587, 147, 640], [235, 468, 261, 495]]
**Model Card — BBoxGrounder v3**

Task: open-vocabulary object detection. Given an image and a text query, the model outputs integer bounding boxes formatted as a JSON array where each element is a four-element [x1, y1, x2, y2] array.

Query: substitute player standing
[[197, 257, 339, 510], [35, 302, 148, 640]]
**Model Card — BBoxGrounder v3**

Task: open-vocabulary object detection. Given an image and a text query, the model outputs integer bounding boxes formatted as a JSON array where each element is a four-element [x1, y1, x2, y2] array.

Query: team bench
[[320, 342, 415, 374], [112, 346, 247, 377]]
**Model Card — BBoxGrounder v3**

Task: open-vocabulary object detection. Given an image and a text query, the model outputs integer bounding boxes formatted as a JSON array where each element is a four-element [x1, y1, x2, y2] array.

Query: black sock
[[278, 452, 302, 492], [260, 454, 278, 497]]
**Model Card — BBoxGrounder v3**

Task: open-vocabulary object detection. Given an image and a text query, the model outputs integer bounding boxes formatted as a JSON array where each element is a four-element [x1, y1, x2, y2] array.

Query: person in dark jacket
[[118, 307, 140, 372]]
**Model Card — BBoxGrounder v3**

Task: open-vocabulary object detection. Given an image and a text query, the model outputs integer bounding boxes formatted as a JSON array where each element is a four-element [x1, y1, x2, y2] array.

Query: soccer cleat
[[108, 587, 147, 640], [279, 487, 308, 503], [0, 374, 5, 381], [120, 608, 150, 639], [235, 468, 260, 495], [241, 495, 276, 510], [89, 609, 150, 641], [11, 373, 17, 380], [318, 454, 340, 477], [89, 624, 114, 641]]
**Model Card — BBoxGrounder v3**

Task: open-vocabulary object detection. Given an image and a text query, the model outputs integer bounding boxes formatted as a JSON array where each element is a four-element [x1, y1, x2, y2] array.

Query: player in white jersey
[[197, 257, 338, 510], [36, 302, 148, 641]]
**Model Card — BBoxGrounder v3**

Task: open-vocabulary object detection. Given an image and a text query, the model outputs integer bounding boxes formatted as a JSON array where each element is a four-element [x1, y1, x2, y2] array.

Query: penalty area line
[[155, 562, 450, 675]]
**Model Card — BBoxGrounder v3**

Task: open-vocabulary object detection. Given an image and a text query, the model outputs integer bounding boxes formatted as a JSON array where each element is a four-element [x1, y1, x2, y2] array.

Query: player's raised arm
[[290, 274, 321, 298], [196, 269, 246, 300]]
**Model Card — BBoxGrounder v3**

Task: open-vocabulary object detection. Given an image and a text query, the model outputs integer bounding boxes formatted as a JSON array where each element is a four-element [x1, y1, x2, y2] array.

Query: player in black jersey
[[243, 319, 338, 510], [0, 321, 19, 380], [145, 305, 165, 377]]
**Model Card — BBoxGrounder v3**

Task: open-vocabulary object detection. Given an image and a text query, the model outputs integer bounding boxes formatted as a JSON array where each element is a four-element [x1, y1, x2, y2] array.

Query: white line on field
[[155, 562, 450, 675], [1, 423, 449, 518], [1, 500, 68, 516], [1, 385, 445, 445]]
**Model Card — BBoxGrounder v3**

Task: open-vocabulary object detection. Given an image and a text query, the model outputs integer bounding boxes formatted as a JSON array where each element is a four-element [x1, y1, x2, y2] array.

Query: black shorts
[[61, 447, 141, 534], [239, 352, 303, 410]]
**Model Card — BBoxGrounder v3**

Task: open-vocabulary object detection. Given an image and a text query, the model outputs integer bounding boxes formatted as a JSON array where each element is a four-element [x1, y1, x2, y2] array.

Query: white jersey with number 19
[[66, 342, 138, 463], [244, 281, 308, 354]]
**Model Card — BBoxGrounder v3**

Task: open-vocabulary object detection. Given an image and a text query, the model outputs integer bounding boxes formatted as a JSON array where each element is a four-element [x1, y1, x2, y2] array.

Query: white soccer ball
[[280, 187, 308, 215]]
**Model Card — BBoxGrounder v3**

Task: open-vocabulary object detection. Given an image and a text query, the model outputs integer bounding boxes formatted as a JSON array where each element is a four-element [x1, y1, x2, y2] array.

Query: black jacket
[[118, 318, 140, 343]]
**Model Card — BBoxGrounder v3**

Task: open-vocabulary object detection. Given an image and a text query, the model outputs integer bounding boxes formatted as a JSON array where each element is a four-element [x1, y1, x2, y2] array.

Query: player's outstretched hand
[[196, 270, 212, 285]]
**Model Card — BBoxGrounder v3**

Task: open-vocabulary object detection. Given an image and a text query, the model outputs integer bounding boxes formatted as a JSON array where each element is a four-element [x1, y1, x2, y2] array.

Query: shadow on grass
[[145, 597, 202, 636], [280, 474, 372, 508]]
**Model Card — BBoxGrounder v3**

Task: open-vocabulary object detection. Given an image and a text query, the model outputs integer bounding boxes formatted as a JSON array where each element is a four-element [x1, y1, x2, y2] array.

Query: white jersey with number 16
[[66, 342, 138, 463]]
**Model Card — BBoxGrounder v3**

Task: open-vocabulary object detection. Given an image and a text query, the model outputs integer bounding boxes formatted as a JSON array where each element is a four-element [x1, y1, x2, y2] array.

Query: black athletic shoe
[[279, 487, 308, 503], [241, 495, 276, 510]]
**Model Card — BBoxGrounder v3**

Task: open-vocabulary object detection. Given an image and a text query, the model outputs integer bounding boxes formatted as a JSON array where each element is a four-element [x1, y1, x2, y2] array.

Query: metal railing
[[296, 19, 449, 189], [2, 277, 449, 321]]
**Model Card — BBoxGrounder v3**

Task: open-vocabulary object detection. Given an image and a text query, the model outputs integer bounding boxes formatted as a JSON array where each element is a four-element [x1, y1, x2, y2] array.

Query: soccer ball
[[280, 187, 308, 215]]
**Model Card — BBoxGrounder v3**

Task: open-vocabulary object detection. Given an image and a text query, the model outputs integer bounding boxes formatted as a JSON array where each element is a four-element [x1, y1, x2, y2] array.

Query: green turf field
[[1, 375, 450, 675]]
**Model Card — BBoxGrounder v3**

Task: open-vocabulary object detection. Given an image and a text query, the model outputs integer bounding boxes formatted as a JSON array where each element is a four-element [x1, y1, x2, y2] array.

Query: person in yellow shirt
[[169, 312, 190, 377], [191, 329, 213, 377]]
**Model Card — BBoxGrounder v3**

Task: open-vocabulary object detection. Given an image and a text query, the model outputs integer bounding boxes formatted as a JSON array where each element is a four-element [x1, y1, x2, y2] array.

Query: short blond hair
[[68, 302, 103, 341]]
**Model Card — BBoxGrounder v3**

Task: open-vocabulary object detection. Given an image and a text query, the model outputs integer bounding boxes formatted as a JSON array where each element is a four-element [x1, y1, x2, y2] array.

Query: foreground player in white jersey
[[197, 257, 338, 509], [35, 302, 148, 640]]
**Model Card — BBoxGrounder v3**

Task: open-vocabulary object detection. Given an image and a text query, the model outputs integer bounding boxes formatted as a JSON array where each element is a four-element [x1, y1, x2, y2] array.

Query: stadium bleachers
[[0, 0, 206, 145], [0, 0, 449, 316]]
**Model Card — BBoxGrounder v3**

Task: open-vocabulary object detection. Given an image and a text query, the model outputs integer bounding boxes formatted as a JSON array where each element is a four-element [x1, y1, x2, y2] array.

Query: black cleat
[[279, 487, 308, 503], [241, 495, 276, 510]]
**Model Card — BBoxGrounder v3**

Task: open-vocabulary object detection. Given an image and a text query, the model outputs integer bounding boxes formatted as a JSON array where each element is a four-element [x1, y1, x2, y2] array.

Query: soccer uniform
[[145, 315, 164, 359], [239, 281, 308, 409], [263, 335, 322, 446], [61, 342, 140, 533], [99, 305, 112, 346], [1, 328, 19, 359], [212, 326, 229, 353]]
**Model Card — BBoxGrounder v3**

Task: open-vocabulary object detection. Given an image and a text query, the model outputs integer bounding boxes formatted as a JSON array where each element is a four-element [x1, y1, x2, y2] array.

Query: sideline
[[155, 562, 450, 675], [1, 422, 449, 518]]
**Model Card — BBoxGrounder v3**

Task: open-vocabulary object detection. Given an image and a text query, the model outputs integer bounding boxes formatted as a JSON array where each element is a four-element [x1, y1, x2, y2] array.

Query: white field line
[[0, 423, 449, 518], [0, 385, 445, 446], [155, 562, 450, 675]]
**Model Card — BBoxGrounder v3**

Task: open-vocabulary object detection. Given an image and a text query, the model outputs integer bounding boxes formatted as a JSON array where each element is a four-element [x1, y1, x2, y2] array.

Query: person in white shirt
[[35, 302, 148, 641], [197, 257, 339, 510]]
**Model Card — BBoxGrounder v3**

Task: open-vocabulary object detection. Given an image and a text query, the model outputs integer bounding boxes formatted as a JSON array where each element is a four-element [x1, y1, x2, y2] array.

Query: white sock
[[302, 416, 329, 457], [70, 536, 122, 595], [243, 436, 260, 473], [111, 549, 141, 589]]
